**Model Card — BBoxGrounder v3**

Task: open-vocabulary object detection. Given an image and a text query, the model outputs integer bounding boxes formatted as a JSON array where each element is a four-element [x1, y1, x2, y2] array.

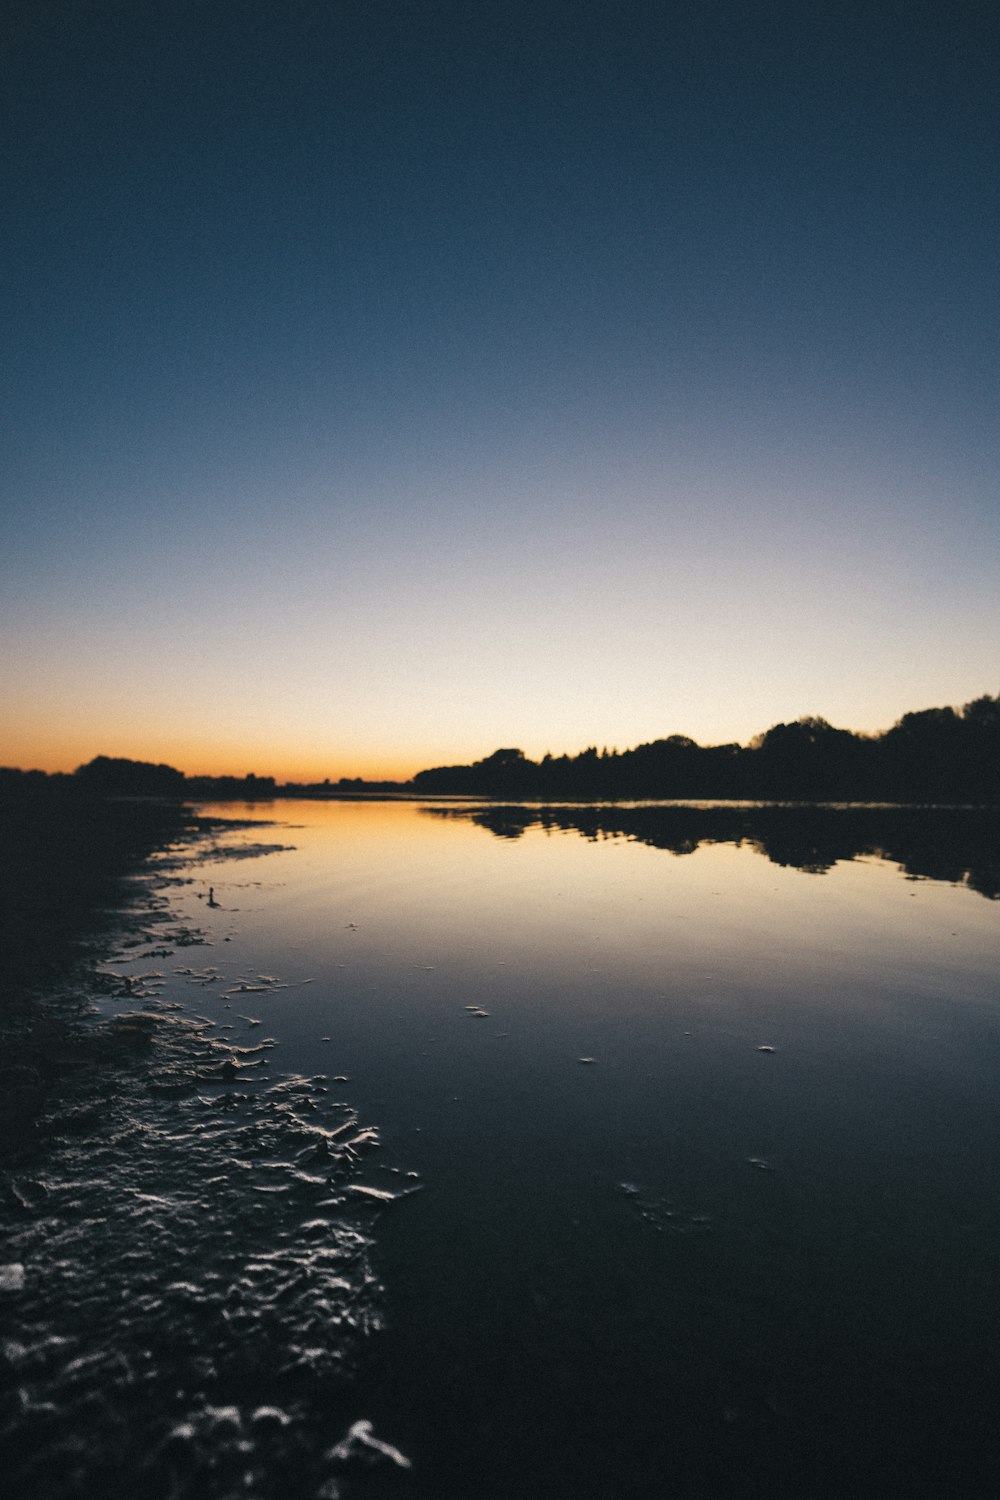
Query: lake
[[8, 799, 1000, 1498]]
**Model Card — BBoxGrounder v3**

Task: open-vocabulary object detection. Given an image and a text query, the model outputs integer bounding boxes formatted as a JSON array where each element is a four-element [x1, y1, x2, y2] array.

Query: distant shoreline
[[189, 790, 1000, 809], [13, 691, 995, 804]]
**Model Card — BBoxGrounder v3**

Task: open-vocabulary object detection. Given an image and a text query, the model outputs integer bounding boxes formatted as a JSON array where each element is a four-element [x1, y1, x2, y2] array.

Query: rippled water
[[4, 802, 1000, 1497], [1, 828, 415, 1500]]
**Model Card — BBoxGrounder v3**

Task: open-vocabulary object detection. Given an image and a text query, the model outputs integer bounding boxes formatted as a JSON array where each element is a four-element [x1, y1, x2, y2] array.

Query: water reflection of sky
[[178, 800, 1000, 1125], [173, 800, 1000, 1495], [203, 798, 999, 1005]]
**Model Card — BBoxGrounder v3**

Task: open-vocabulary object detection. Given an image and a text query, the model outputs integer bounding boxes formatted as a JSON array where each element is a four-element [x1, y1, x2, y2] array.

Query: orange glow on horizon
[[0, 726, 422, 785], [6, 685, 995, 787], [3, 748, 423, 784]]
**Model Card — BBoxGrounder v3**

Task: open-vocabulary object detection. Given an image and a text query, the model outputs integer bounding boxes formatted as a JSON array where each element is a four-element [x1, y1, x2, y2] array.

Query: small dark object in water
[[219, 1057, 239, 1082], [207, 887, 219, 908]]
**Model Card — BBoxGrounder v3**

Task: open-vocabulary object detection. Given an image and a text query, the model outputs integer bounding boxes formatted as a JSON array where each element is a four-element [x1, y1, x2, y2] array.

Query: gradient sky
[[3, 0, 998, 780]]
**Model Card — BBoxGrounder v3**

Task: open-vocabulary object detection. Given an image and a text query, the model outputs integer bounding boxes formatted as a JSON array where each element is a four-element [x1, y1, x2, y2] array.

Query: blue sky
[[2, 0, 997, 777]]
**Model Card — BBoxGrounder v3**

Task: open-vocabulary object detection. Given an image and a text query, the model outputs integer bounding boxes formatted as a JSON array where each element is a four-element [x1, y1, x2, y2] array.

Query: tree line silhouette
[[3, 691, 998, 803], [412, 694, 1000, 802]]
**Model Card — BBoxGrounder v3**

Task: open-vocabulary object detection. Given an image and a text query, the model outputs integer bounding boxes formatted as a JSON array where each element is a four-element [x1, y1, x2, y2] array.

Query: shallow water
[[5, 801, 1000, 1497]]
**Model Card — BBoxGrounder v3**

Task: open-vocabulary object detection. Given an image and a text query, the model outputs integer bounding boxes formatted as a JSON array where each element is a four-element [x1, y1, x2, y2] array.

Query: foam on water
[[0, 831, 412, 1499]]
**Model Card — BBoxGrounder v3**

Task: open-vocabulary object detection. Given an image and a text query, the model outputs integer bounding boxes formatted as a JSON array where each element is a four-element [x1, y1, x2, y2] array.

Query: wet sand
[[0, 789, 409, 1498], [0, 784, 201, 1166]]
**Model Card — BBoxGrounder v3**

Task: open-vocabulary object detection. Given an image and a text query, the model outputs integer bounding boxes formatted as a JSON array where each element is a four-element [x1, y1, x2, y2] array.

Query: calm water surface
[[29, 798, 987, 1498], [143, 798, 1000, 1499]]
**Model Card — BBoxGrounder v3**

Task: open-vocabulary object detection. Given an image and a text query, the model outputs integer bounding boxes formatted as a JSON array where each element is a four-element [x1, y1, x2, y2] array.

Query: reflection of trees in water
[[426, 804, 1000, 900]]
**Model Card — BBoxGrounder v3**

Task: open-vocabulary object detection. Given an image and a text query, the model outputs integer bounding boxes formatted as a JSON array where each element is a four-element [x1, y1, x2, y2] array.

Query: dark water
[[4, 802, 999, 1497]]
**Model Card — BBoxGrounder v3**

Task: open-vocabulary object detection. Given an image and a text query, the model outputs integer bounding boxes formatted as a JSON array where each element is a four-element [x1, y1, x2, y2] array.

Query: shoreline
[[0, 791, 260, 1167], [0, 797, 403, 1498]]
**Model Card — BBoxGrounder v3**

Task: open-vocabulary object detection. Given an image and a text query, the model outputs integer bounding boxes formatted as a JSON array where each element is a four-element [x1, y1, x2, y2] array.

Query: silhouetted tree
[[75, 756, 185, 797], [411, 692, 1000, 803]]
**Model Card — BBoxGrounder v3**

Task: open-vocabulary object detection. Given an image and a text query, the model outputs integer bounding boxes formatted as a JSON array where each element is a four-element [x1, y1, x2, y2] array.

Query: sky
[[2, 0, 997, 780]]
